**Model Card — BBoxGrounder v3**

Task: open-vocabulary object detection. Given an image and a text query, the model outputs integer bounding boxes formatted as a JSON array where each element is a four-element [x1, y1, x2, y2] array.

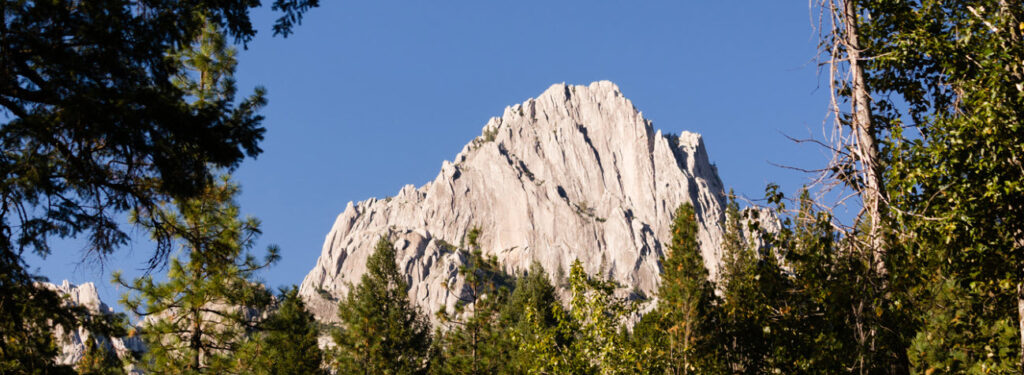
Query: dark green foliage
[[501, 263, 560, 335], [716, 194, 774, 373], [270, 0, 322, 38], [908, 279, 1019, 374], [641, 188, 907, 374], [830, 0, 1024, 371], [754, 188, 869, 373], [647, 202, 719, 374], [1, 0, 316, 369], [114, 177, 279, 374], [612, 49, 1024, 371], [0, 274, 125, 374], [1, 0, 316, 272], [241, 286, 326, 375], [499, 263, 562, 374], [332, 236, 431, 374], [711, 186, 910, 373], [432, 228, 513, 375], [0, 264, 78, 374]]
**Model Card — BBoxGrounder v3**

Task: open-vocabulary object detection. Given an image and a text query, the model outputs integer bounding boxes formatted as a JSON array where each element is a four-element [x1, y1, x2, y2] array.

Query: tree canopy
[[4, 1, 1023, 373], [1, 1, 316, 370]]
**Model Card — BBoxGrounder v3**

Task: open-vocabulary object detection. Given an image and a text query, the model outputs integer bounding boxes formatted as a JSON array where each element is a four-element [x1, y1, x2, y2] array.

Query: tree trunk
[[841, 0, 887, 262], [1018, 283, 1024, 374], [840, 6, 874, 373], [837, 3, 908, 374], [683, 321, 691, 375], [192, 308, 202, 371], [472, 323, 479, 375]]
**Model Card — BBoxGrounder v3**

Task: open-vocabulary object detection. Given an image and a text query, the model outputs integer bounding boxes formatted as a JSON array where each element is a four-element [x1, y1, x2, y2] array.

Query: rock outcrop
[[299, 81, 728, 323], [46, 281, 144, 371]]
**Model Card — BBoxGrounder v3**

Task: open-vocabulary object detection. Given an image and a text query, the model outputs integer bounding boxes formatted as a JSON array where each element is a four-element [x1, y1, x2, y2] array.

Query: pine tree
[[0, 269, 80, 374], [497, 263, 561, 374], [113, 177, 279, 374], [331, 236, 431, 374], [239, 286, 326, 375], [716, 192, 772, 373], [501, 263, 559, 331], [1, 2, 316, 370], [650, 202, 718, 374], [432, 228, 512, 375], [112, 19, 284, 375], [170, 16, 265, 113]]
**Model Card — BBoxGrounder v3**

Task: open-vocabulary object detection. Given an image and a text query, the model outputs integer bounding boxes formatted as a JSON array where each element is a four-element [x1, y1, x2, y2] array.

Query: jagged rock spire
[[299, 81, 728, 323]]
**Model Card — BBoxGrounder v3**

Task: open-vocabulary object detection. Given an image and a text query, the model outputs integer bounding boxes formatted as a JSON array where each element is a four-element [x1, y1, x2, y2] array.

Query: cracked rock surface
[[299, 81, 729, 323], [46, 281, 144, 373]]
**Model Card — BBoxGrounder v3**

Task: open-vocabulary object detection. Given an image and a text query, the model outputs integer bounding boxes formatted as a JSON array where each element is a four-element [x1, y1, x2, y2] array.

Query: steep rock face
[[46, 281, 144, 371], [299, 81, 728, 322]]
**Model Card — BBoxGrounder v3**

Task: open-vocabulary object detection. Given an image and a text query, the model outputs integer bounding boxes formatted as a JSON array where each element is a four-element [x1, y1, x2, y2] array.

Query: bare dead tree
[[811, 0, 888, 260], [810, 1, 898, 374]]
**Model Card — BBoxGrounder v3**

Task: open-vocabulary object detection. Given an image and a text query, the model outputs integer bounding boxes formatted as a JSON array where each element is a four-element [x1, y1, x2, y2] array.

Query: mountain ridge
[[298, 81, 729, 323]]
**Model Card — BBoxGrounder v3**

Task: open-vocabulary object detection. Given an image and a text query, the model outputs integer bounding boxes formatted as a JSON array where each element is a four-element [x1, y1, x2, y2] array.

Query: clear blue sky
[[34, 1, 842, 309]]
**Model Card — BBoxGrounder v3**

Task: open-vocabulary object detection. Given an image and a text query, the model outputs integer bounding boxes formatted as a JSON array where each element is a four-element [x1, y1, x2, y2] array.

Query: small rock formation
[[45, 281, 144, 372], [48, 280, 277, 373], [299, 81, 729, 323]]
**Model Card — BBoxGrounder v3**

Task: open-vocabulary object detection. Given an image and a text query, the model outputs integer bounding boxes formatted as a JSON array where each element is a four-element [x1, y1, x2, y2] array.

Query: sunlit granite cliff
[[299, 81, 729, 322]]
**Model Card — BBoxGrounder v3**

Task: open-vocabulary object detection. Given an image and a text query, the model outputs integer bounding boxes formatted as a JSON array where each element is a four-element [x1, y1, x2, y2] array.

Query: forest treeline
[[2, 0, 1022, 374]]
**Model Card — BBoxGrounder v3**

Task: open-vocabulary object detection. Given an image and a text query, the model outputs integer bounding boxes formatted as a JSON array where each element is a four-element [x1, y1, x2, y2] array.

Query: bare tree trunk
[[833, 2, 906, 374], [838, 5, 878, 371], [841, 0, 887, 264], [1018, 283, 1024, 374]]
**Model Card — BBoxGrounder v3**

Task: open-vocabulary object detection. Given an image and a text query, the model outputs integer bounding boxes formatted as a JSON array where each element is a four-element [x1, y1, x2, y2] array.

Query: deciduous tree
[[500, 262, 562, 374]]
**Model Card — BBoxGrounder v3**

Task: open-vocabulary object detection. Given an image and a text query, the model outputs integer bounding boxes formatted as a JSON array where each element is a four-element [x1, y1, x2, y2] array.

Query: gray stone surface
[[298, 81, 729, 323], [45, 281, 144, 373]]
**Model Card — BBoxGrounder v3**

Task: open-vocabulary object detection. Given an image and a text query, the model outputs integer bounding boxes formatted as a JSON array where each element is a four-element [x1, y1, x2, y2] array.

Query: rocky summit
[[298, 81, 729, 323]]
